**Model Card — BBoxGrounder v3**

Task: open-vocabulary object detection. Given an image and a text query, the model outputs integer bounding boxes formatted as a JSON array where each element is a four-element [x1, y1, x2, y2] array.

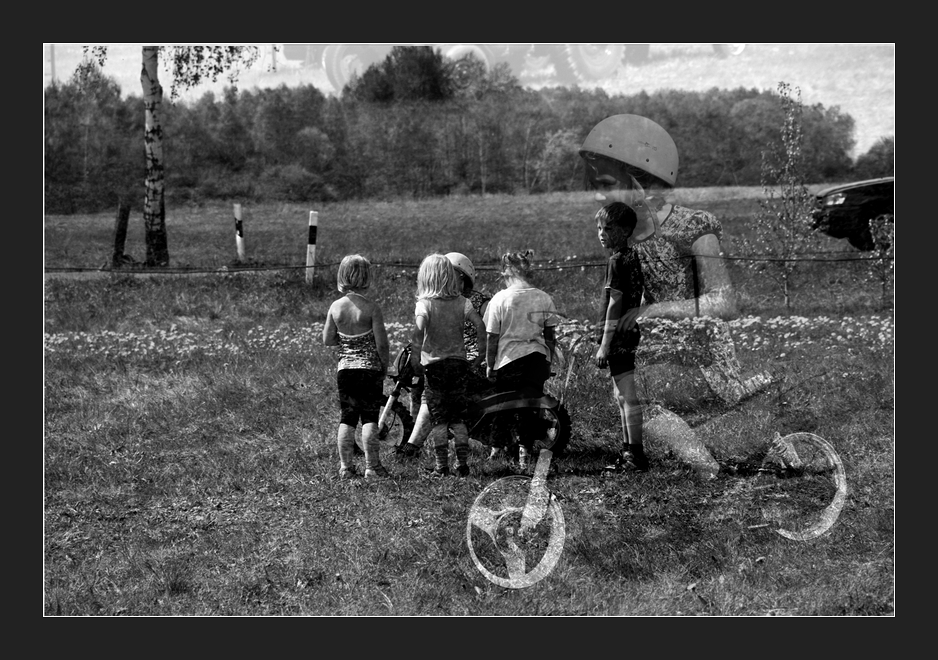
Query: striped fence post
[[234, 203, 245, 262], [306, 211, 318, 283]]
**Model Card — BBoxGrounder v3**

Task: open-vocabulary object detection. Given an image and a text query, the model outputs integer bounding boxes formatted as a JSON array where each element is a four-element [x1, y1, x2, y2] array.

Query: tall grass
[[44, 192, 894, 615]]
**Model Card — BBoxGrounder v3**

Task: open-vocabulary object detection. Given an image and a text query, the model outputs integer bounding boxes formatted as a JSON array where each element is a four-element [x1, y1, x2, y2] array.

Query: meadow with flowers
[[44, 191, 894, 615]]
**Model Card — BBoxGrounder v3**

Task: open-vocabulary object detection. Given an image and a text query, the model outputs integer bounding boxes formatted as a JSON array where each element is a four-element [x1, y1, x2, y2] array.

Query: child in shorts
[[484, 250, 560, 469], [408, 253, 480, 476], [594, 202, 648, 470], [323, 254, 391, 479], [397, 251, 487, 459]]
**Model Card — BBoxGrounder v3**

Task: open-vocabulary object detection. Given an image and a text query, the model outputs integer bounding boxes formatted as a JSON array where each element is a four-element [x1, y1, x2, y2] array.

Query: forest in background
[[44, 47, 895, 215]]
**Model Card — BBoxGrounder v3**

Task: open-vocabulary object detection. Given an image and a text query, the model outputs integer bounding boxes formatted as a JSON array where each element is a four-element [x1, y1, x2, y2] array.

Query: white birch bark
[[141, 46, 168, 266]]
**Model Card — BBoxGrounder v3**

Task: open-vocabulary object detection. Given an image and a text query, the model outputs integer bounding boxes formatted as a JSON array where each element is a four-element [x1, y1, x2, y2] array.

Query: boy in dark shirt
[[595, 202, 648, 471]]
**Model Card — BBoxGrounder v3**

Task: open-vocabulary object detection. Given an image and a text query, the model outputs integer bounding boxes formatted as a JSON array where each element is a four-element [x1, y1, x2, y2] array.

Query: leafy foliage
[[853, 136, 895, 179], [46, 52, 862, 213], [867, 214, 895, 310], [740, 83, 822, 314], [349, 46, 454, 103]]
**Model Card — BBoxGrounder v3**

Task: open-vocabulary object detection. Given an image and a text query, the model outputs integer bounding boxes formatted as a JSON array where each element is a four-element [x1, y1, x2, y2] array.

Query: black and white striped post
[[306, 211, 318, 283], [234, 203, 245, 262]]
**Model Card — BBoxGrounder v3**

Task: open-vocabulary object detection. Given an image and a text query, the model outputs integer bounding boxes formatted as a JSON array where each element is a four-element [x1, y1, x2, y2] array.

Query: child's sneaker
[[620, 446, 649, 472], [455, 464, 470, 477], [432, 465, 450, 477], [396, 443, 421, 460], [365, 465, 391, 480], [339, 466, 360, 480]]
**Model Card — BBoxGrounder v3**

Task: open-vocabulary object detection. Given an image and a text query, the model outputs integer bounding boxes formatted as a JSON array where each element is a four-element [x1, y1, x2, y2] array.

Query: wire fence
[[44, 252, 894, 276]]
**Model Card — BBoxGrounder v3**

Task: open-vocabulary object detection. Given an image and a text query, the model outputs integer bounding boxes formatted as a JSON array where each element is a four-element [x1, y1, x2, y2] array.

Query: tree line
[[44, 46, 893, 216]]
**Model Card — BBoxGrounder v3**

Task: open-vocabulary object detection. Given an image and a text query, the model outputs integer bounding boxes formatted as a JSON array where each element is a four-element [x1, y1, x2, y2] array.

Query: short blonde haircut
[[416, 253, 461, 300], [337, 254, 372, 293]]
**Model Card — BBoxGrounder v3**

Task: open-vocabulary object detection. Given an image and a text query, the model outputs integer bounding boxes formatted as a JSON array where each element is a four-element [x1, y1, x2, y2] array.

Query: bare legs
[[405, 402, 432, 449], [612, 371, 643, 447], [429, 422, 469, 474], [337, 421, 384, 476], [337, 423, 357, 470]]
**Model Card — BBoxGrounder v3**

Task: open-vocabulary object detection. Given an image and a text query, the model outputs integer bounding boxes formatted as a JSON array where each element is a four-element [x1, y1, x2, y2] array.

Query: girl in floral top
[[323, 254, 391, 480]]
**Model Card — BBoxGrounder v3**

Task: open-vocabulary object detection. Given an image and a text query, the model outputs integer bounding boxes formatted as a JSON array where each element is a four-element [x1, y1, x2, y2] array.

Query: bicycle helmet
[[445, 252, 476, 288], [580, 114, 679, 188]]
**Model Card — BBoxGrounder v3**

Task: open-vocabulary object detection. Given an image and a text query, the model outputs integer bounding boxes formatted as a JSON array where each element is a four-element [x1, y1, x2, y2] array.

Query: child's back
[[415, 295, 468, 366], [322, 254, 390, 480], [332, 293, 385, 371]]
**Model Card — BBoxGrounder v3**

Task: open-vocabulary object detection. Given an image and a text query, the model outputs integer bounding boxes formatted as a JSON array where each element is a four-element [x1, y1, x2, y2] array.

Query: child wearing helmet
[[397, 252, 488, 459], [580, 114, 771, 407], [444, 252, 491, 379]]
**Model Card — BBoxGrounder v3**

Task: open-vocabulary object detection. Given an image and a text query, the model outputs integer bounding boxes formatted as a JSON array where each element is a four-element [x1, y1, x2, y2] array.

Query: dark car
[[812, 177, 894, 251]]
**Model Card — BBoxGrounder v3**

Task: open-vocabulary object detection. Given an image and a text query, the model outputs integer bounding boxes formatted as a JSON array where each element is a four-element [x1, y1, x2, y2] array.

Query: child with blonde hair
[[397, 251, 487, 459], [323, 254, 391, 479], [408, 253, 482, 476], [484, 250, 560, 469]]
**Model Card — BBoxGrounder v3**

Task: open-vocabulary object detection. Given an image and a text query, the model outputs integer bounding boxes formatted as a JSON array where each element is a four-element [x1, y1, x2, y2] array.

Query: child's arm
[[372, 304, 391, 376], [485, 331, 499, 380], [596, 288, 623, 369], [544, 325, 557, 366], [468, 308, 485, 370], [322, 303, 339, 347], [410, 314, 427, 372]]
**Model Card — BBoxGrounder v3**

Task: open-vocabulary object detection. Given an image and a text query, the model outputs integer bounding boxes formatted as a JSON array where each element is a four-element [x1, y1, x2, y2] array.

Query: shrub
[[854, 137, 895, 179]]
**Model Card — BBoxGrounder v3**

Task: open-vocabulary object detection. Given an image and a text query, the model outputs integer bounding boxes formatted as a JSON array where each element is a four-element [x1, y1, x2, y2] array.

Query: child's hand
[[594, 345, 610, 369]]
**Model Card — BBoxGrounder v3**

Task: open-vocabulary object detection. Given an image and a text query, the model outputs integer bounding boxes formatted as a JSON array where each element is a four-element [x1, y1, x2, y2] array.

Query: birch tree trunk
[[141, 46, 169, 266]]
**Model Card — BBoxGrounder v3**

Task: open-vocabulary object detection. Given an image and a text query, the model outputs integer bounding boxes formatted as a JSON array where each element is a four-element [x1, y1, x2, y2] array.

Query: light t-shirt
[[414, 296, 472, 366], [484, 285, 559, 370]]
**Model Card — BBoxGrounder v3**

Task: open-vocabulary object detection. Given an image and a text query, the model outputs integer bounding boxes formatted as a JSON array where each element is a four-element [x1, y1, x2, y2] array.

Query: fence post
[[306, 211, 318, 283], [112, 200, 130, 268], [234, 203, 245, 263], [691, 256, 700, 317]]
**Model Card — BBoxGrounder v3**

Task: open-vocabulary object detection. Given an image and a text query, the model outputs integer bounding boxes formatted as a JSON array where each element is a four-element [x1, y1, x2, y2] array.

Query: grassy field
[[44, 190, 894, 615]]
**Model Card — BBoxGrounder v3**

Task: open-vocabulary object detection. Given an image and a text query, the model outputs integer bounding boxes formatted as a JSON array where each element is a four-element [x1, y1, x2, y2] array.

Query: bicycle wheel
[[376, 399, 414, 448], [754, 432, 847, 541], [466, 474, 566, 589], [552, 44, 624, 84], [321, 44, 386, 92]]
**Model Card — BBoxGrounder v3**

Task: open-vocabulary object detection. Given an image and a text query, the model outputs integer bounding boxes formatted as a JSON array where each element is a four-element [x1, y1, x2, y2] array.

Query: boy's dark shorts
[[336, 368, 384, 426], [424, 357, 468, 425], [608, 326, 640, 377], [608, 350, 637, 377]]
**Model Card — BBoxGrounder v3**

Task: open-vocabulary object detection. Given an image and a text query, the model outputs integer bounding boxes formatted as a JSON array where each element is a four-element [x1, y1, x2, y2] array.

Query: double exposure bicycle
[[549, 321, 848, 542]]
